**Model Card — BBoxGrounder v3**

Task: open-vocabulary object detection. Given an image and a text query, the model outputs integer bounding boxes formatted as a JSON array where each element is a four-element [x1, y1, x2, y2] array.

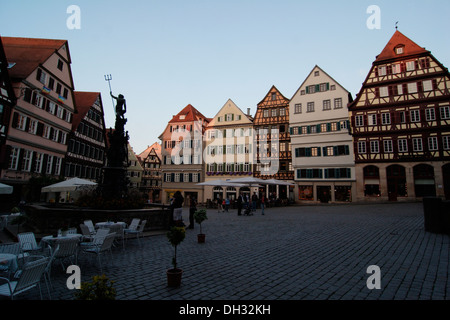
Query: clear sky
[[1, 0, 449, 154]]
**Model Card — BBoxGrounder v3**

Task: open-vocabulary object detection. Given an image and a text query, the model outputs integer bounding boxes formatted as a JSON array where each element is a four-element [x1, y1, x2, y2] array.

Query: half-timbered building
[[137, 142, 162, 203], [290, 66, 355, 203], [348, 30, 450, 201], [253, 86, 294, 200]]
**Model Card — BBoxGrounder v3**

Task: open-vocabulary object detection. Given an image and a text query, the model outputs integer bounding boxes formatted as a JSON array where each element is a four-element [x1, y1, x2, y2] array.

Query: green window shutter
[[323, 147, 328, 156], [305, 148, 311, 157], [337, 122, 341, 131], [316, 124, 321, 133], [232, 114, 234, 121], [317, 147, 321, 157], [307, 126, 311, 134], [189, 173, 193, 182], [335, 169, 340, 179], [223, 130, 226, 138], [346, 168, 351, 178], [305, 86, 309, 94], [333, 146, 338, 156], [326, 83, 330, 91], [327, 123, 331, 132], [290, 127, 293, 135], [319, 169, 323, 178], [345, 145, 350, 155], [315, 84, 320, 92], [324, 169, 329, 179]]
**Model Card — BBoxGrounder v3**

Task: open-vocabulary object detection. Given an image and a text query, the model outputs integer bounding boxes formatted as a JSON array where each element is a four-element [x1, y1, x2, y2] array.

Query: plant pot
[[197, 233, 206, 243], [167, 268, 183, 287]]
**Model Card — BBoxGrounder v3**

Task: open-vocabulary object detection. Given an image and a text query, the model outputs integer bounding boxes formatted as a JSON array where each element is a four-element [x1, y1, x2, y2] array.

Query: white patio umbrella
[[196, 179, 246, 187], [263, 179, 295, 186], [226, 177, 268, 186], [41, 177, 97, 193], [0, 183, 13, 194]]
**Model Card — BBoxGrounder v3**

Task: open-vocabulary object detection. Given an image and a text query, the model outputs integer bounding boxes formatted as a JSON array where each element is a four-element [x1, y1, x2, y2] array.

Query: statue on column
[[110, 91, 127, 120]]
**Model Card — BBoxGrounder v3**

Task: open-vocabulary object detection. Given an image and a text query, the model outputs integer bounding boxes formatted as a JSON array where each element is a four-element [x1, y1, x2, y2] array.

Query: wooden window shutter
[[347, 168, 351, 178], [305, 86, 309, 94], [36, 68, 42, 81], [326, 83, 330, 91], [315, 84, 320, 92], [11, 112, 19, 128], [24, 88, 32, 103], [316, 124, 321, 133]]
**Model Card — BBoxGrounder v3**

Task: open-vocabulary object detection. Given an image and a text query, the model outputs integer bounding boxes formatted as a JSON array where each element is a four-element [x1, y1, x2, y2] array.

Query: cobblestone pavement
[[4, 202, 450, 301]]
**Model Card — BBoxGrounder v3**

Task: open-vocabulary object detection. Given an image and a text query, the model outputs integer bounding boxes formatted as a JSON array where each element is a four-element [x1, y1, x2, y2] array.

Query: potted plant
[[194, 209, 208, 243], [74, 275, 116, 300], [166, 226, 186, 287]]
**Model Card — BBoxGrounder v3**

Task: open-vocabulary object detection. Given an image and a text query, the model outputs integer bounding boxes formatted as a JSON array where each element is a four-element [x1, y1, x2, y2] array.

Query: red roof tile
[[1, 36, 68, 79], [169, 104, 209, 124], [72, 91, 101, 130], [375, 31, 428, 62]]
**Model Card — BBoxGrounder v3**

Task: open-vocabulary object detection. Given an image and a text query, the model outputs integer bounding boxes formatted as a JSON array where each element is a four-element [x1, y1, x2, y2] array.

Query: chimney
[[247, 108, 251, 116]]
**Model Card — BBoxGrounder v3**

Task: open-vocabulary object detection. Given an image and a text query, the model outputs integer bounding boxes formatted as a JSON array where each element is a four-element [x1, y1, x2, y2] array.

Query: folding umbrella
[[41, 177, 97, 193], [0, 183, 13, 195]]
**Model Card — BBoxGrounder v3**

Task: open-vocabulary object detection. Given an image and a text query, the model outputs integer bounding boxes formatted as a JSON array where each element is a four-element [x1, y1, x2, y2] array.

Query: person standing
[[173, 191, 184, 226], [251, 192, 258, 212], [217, 197, 223, 212], [237, 192, 243, 216], [188, 197, 197, 229], [225, 198, 230, 212], [260, 194, 266, 215]]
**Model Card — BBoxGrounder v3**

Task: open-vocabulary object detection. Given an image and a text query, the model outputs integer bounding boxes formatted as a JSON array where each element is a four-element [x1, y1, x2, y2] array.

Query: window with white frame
[[8, 147, 20, 170], [334, 98, 343, 109], [406, 61, 415, 71], [294, 104, 302, 114], [174, 173, 180, 182], [355, 115, 364, 127], [46, 155, 54, 174], [381, 113, 391, 125], [279, 108, 286, 116], [413, 138, 423, 151], [440, 106, 450, 119], [410, 110, 420, 122], [43, 125, 51, 139], [52, 129, 59, 142], [54, 157, 62, 176], [379, 87, 389, 97], [370, 140, 379, 153], [17, 114, 27, 131], [28, 119, 38, 134], [22, 150, 33, 172], [423, 80, 433, 91], [443, 136, 450, 150], [193, 173, 199, 183], [368, 114, 377, 126], [383, 140, 393, 153], [34, 152, 43, 173], [307, 102, 315, 113], [378, 66, 387, 76], [263, 110, 269, 117], [428, 137, 438, 151], [426, 108, 436, 121], [398, 139, 408, 152], [271, 109, 277, 117], [357, 141, 366, 154], [323, 100, 331, 111], [165, 173, 172, 182]]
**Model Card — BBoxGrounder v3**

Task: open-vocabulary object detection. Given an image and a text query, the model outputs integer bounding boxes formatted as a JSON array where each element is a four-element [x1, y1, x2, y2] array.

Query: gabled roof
[[169, 104, 209, 124], [1, 36, 69, 80], [207, 98, 253, 127], [375, 30, 429, 62], [257, 85, 290, 106], [290, 65, 349, 101], [0, 37, 16, 105], [72, 91, 101, 130], [137, 142, 161, 160]]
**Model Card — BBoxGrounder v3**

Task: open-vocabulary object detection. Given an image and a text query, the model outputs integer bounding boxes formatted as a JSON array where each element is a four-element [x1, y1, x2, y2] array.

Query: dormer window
[[395, 45, 404, 55], [179, 115, 186, 120]]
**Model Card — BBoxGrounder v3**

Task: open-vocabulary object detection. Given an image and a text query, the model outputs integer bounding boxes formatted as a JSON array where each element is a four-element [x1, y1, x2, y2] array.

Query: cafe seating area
[[0, 218, 147, 300]]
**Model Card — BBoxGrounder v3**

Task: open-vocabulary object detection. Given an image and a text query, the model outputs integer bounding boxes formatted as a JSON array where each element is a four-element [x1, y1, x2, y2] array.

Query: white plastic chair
[[53, 238, 79, 271], [124, 218, 141, 243], [42, 244, 59, 300], [0, 256, 49, 300], [108, 224, 125, 249], [81, 233, 116, 273], [79, 224, 94, 242], [18, 232, 43, 254], [84, 220, 96, 235], [125, 220, 146, 246]]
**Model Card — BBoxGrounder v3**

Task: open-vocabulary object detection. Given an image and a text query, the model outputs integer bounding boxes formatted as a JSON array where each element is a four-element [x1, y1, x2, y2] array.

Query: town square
[[0, 1, 449, 316]]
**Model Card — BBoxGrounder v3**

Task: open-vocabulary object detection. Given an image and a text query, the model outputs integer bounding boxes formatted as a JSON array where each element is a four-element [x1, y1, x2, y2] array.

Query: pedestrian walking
[[173, 191, 184, 226], [217, 197, 223, 212], [188, 197, 197, 229], [261, 194, 266, 215], [225, 198, 230, 212]]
